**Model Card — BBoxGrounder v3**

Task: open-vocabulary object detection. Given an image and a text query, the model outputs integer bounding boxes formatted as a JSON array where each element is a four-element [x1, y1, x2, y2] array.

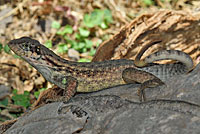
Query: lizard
[[8, 37, 193, 102]]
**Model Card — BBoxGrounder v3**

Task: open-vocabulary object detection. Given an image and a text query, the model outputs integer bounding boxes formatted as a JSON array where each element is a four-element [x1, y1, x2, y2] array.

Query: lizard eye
[[35, 46, 41, 54], [21, 42, 30, 51]]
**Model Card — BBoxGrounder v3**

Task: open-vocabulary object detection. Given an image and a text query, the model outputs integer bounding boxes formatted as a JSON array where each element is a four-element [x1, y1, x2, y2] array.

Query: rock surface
[[0, 85, 10, 99], [4, 63, 200, 134]]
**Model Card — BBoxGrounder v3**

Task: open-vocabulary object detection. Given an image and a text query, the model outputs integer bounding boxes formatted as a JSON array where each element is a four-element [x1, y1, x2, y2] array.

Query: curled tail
[[143, 50, 193, 72], [134, 42, 193, 72]]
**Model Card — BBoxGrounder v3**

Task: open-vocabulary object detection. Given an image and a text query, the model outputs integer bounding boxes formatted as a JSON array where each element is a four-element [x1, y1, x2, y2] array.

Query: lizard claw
[[137, 87, 147, 102]]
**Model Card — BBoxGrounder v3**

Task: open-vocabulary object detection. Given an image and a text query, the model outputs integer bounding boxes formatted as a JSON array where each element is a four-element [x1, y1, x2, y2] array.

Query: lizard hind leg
[[138, 78, 165, 101], [122, 68, 164, 101]]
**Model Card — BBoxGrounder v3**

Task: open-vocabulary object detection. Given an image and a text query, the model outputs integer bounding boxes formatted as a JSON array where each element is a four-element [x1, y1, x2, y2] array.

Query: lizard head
[[8, 37, 67, 68], [8, 37, 51, 67]]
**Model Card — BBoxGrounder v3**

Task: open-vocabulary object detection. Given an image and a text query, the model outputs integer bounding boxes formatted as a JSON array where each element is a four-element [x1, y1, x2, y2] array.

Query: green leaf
[[71, 42, 86, 53], [10, 113, 19, 118], [66, 38, 79, 50], [82, 47, 87, 53], [12, 89, 17, 94], [56, 31, 64, 35], [13, 54, 21, 58], [34, 88, 47, 99], [83, 9, 103, 28], [84, 39, 93, 49], [143, 0, 154, 6], [34, 91, 40, 99], [24, 91, 29, 96], [79, 27, 90, 37], [75, 33, 82, 40], [78, 58, 91, 62], [78, 42, 85, 49], [57, 43, 68, 53], [72, 44, 79, 51], [57, 25, 73, 35], [51, 21, 61, 29], [89, 48, 96, 56], [62, 78, 67, 84], [83, 14, 94, 28], [64, 25, 73, 34], [67, 39, 78, 47], [84, 9, 112, 29], [0, 98, 8, 106], [4, 44, 10, 53], [100, 22, 108, 29], [92, 9, 104, 25], [12, 90, 30, 108], [44, 40, 52, 48], [0, 43, 2, 52], [103, 9, 113, 24]]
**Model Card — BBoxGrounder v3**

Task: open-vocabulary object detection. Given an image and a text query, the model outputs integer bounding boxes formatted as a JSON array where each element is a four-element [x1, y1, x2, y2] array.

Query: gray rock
[[4, 63, 200, 134], [0, 85, 11, 99], [68, 48, 80, 61], [0, 7, 12, 33]]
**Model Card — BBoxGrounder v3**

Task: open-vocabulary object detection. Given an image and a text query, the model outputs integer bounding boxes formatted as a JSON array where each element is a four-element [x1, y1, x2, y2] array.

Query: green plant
[[45, 40, 53, 48], [78, 58, 91, 62], [0, 97, 22, 120], [0, 43, 3, 52], [142, 0, 154, 6], [1, 44, 10, 54], [51, 21, 61, 29], [0, 98, 8, 106], [57, 25, 73, 35], [34, 88, 47, 99], [13, 54, 21, 58], [83, 9, 113, 29], [11, 89, 31, 108], [57, 43, 69, 53], [51, 9, 112, 61]]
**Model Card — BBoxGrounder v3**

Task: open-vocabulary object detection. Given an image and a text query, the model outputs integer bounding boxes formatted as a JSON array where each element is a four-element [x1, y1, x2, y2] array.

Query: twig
[[0, 0, 29, 22]]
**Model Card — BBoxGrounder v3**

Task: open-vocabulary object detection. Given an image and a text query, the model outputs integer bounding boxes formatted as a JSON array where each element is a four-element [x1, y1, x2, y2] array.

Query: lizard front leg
[[122, 68, 164, 101], [46, 76, 78, 103]]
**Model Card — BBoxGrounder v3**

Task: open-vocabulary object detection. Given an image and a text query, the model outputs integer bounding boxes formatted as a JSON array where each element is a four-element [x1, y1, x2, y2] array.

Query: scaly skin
[[8, 37, 193, 101], [134, 41, 193, 71]]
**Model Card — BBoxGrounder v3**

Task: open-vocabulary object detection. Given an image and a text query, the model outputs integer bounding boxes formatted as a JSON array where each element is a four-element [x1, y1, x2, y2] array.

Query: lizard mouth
[[8, 40, 24, 56], [8, 37, 33, 58]]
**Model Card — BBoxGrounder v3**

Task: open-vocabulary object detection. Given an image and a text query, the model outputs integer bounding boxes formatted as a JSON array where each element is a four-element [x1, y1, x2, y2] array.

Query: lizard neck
[[37, 45, 75, 68]]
